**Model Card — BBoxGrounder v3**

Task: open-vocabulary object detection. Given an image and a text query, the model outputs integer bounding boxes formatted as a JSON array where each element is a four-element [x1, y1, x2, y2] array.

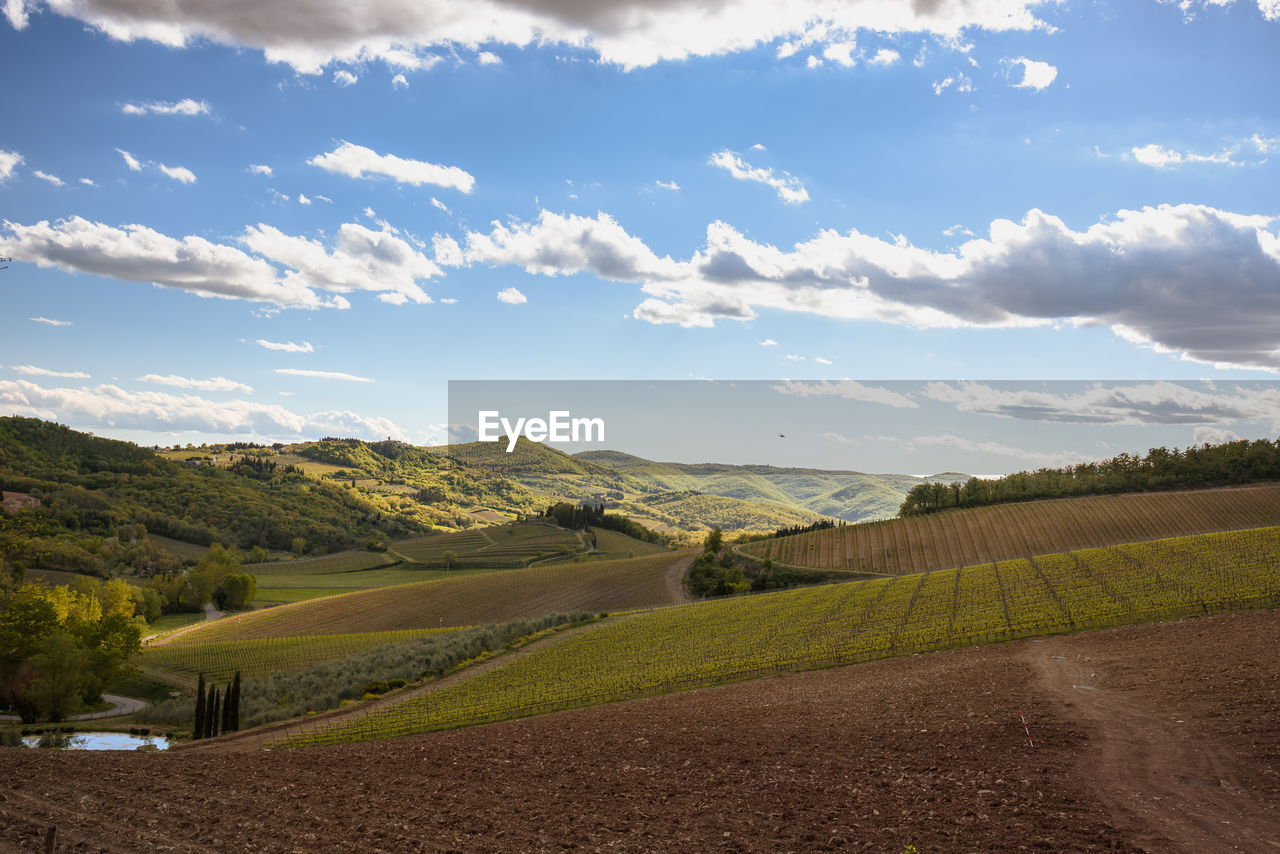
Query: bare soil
[[4, 609, 1280, 853]]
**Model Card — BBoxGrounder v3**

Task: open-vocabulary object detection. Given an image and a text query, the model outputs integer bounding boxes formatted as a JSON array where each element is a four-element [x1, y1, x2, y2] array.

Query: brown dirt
[[5, 609, 1280, 852]]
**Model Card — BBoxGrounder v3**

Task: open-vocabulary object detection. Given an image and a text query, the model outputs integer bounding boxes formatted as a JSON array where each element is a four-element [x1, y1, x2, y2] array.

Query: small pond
[[21, 731, 170, 751]]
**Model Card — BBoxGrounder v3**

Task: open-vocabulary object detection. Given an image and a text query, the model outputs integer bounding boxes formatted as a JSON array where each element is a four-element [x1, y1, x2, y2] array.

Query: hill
[[740, 482, 1280, 573], [576, 450, 951, 523], [168, 551, 694, 642]]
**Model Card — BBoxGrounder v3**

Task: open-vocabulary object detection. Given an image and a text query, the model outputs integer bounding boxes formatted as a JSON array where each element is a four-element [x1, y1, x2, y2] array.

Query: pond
[[21, 731, 170, 751]]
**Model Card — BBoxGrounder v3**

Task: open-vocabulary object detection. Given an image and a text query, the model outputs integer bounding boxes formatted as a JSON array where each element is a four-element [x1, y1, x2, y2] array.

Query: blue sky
[[2, 0, 1279, 464]]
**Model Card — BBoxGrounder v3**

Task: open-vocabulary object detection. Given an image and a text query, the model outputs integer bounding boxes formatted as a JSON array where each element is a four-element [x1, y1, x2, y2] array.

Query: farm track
[[171, 617, 618, 753], [8, 609, 1280, 851]]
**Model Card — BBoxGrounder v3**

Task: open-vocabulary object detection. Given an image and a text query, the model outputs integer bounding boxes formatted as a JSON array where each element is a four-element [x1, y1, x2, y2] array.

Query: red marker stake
[[1019, 709, 1034, 747]]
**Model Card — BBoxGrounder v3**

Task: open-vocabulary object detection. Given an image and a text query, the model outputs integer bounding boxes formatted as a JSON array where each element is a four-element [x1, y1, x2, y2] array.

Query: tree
[[193, 672, 206, 739], [703, 527, 723, 554], [28, 631, 86, 722], [441, 550, 458, 571], [290, 537, 307, 557], [228, 671, 241, 732], [219, 573, 257, 609]]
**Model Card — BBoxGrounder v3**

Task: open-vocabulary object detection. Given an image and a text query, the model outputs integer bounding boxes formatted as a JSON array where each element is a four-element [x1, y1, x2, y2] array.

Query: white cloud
[[806, 54, 823, 68], [1251, 133, 1279, 153], [440, 297, 458, 304], [758, 338, 778, 346], [1005, 56, 1057, 90], [298, 193, 311, 205], [921, 381, 1280, 428], [256, 339, 314, 353], [1130, 142, 1235, 168], [751, 143, 766, 151], [32, 169, 63, 186], [249, 164, 272, 176], [869, 48, 899, 66], [709, 149, 809, 204], [477, 50, 502, 65], [30, 317, 71, 326], [392, 73, 408, 88], [655, 179, 680, 191], [333, 69, 358, 86], [0, 378, 403, 440], [116, 148, 143, 171], [308, 141, 474, 193], [10, 365, 90, 378], [157, 163, 197, 183], [933, 73, 973, 95], [121, 98, 210, 116], [451, 203, 1280, 370], [275, 368, 373, 383], [315, 194, 332, 203], [10, 0, 1055, 73], [1194, 425, 1240, 445], [0, 149, 21, 182], [823, 431, 858, 445], [139, 373, 254, 393], [907, 433, 1085, 469], [943, 223, 974, 237], [814, 356, 832, 364], [497, 286, 527, 304], [822, 41, 856, 67], [785, 353, 805, 361], [431, 196, 449, 213], [771, 379, 918, 408], [79, 178, 96, 187]]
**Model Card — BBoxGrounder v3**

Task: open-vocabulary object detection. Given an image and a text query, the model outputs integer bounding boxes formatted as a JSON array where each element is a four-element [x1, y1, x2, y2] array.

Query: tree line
[[899, 438, 1280, 517]]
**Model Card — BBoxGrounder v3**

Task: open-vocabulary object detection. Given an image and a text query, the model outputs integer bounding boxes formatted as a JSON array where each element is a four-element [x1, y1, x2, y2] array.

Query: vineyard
[[140, 628, 460, 683], [247, 550, 400, 576], [170, 551, 691, 643], [742, 483, 1280, 572], [391, 522, 586, 567], [275, 525, 1280, 747]]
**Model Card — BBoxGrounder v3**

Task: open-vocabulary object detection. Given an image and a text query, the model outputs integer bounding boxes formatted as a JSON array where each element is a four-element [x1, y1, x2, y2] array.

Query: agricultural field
[[391, 522, 587, 567], [169, 551, 694, 643], [742, 482, 1280, 573], [276, 525, 1280, 747], [248, 550, 400, 576], [589, 528, 668, 559], [141, 628, 460, 683]]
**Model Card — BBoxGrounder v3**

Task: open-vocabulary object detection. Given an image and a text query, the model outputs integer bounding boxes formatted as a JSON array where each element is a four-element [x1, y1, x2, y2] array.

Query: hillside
[[576, 450, 955, 523], [169, 551, 694, 642], [741, 482, 1280, 573]]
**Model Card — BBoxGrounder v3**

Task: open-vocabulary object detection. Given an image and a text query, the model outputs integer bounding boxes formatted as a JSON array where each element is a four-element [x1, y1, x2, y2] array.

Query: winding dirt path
[[1026, 635, 1280, 852], [662, 552, 694, 604]]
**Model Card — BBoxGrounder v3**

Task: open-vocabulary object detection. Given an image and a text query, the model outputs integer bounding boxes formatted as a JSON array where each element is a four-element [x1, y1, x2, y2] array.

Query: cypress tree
[[193, 673, 206, 740], [221, 681, 233, 733], [229, 671, 241, 732], [205, 684, 219, 739]]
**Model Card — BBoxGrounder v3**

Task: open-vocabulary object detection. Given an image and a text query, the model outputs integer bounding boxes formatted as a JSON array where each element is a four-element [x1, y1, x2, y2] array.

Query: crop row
[[744, 483, 1280, 573], [275, 525, 1280, 747]]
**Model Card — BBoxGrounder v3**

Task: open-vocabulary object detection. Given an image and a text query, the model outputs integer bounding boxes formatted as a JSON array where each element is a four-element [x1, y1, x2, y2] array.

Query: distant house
[[1, 491, 41, 516]]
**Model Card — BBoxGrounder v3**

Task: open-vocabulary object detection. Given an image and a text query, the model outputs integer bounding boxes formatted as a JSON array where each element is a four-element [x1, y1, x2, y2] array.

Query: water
[[21, 731, 170, 751]]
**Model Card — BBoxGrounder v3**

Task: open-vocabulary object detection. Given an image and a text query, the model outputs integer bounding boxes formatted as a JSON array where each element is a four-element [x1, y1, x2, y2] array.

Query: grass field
[[277, 525, 1280, 747], [247, 550, 400, 576], [391, 522, 586, 567], [149, 535, 211, 561], [170, 551, 693, 643], [741, 483, 1280, 573], [589, 528, 668, 559], [140, 628, 461, 683]]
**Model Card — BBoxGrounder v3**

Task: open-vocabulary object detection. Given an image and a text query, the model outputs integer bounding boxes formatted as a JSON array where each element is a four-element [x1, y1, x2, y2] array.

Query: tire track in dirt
[[1027, 635, 1280, 852], [662, 553, 694, 604]]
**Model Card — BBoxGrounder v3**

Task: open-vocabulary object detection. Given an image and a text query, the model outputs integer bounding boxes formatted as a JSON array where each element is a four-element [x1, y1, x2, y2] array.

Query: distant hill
[[576, 450, 953, 523]]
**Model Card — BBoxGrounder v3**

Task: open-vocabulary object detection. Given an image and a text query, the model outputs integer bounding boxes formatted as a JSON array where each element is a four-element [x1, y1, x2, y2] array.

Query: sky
[[2, 0, 1279, 467]]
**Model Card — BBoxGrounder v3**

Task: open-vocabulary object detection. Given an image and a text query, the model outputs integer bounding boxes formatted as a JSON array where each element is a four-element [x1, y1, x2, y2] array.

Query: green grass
[[589, 528, 668, 559], [391, 522, 586, 567], [170, 552, 692, 643], [277, 526, 1280, 747], [143, 612, 206, 636], [149, 535, 211, 561], [247, 550, 400, 576]]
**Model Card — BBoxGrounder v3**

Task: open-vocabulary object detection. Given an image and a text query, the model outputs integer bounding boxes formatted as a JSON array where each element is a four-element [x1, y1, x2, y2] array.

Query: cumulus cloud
[[32, 169, 63, 186], [10, 365, 90, 378], [814, 356, 833, 364], [248, 163, 273, 176], [921, 381, 1280, 428], [477, 50, 502, 65], [116, 148, 142, 171], [451, 203, 1280, 371], [333, 69, 358, 86], [275, 368, 373, 382], [139, 373, 253, 393], [2, 0, 1055, 72], [392, 73, 409, 88], [822, 41, 857, 67], [157, 163, 197, 183], [79, 178, 96, 187], [30, 317, 71, 326], [655, 179, 680, 191], [771, 379, 917, 408], [496, 286, 527, 304], [0, 149, 20, 182], [1005, 56, 1057, 90], [4, 215, 444, 309], [256, 339, 314, 352], [758, 338, 778, 346], [868, 48, 899, 66], [901, 433, 1086, 469], [709, 149, 809, 204], [308, 141, 474, 193], [1130, 142, 1235, 168], [0, 378, 403, 440], [1194, 425, 1240, 445], [121, 98, 210, 116]]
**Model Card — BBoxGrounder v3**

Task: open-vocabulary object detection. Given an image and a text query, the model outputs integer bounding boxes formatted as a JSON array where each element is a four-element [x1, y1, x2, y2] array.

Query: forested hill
[[0, 418, 424, 576], [899, 438, 1280, 516]]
